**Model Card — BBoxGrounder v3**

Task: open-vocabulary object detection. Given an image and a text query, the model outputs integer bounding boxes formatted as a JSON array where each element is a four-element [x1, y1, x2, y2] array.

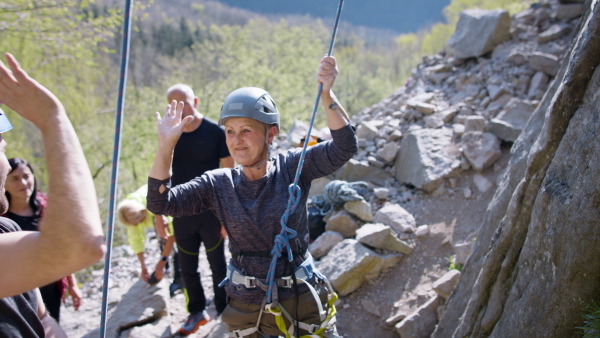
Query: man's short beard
[[0, 194, 9, 215]]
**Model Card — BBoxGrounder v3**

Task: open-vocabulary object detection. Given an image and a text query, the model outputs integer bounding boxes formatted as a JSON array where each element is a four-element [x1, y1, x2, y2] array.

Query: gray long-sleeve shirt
[[147, 124, 357, 304]]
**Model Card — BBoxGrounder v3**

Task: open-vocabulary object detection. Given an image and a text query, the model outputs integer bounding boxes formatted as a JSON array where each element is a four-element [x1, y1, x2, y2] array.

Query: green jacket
[[125, 184, 174, 254]]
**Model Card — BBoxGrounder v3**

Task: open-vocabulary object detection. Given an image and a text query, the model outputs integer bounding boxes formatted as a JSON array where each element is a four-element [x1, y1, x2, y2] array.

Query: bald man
[[163, 84, 233, 335]]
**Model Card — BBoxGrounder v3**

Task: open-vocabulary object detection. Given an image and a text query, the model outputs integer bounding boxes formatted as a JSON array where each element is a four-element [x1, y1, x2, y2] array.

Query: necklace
[[243, 157, 269, 170]]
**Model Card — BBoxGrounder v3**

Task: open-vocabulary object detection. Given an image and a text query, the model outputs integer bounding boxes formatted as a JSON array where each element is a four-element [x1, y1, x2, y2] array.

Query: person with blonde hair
[[117, 184, 180, 290]]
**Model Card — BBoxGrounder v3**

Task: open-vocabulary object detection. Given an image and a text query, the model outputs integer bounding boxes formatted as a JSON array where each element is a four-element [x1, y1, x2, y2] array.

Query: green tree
[[0, 0, 122, 243]]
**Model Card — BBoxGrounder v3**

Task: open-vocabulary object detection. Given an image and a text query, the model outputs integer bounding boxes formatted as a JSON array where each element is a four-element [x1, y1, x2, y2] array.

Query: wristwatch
[[161, 256, 168, 262]]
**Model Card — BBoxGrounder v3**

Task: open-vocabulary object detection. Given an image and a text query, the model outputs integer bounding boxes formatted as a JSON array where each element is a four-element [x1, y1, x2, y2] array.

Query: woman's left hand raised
[[155, 100, 193, 150]]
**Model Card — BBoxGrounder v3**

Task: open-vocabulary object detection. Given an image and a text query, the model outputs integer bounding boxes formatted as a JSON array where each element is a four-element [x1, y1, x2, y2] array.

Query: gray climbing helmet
[[219, 87, 280, 128]]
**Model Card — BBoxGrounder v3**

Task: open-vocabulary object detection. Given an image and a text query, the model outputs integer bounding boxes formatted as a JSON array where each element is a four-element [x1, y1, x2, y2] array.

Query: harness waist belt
[[231, 249, 305, 259], [224, 254, 318, 289]]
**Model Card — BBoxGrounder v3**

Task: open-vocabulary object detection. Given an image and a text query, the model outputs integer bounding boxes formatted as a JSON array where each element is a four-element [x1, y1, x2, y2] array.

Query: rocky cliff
[[434, 0, 600, 336]]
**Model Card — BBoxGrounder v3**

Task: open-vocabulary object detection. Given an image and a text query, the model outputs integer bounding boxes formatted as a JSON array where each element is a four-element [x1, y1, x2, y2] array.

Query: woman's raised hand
[[155, 100, 193, 149]]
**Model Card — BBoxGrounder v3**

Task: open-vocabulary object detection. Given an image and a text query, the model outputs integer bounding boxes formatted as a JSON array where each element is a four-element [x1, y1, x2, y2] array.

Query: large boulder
[[395, 128, 461, 192], [461, 131, 502, 172], [309, 230, 344, 259], [373, 203, 417, 234], [529, 52, 561, 77], [433, 270, 461, 300], [334, 158, 391, 186], [446, 9, 511, 59], [325, 209, 361, 238], [356, 223, 414, 254], [317, 239, 402, 296], [434, 5, 600, 337], [84, 279, 171, 337]]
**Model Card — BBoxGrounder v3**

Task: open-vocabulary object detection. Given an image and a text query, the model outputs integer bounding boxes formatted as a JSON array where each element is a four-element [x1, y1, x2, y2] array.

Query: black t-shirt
[[172, 117, 230, 186], [3, 211, 38, 231], [0, 217, 44, 337]]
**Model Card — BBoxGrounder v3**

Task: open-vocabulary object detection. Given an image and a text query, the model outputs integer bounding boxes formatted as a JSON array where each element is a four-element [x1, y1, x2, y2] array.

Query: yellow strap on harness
[[266, 291, 338, 338]]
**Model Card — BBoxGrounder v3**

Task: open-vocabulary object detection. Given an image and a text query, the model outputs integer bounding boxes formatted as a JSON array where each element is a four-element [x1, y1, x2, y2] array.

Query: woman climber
[[147, 55, 356, 337]]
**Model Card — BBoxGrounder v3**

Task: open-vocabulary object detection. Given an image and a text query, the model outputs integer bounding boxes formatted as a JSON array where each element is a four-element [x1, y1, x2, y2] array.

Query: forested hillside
[[0, 0, 533, 248]]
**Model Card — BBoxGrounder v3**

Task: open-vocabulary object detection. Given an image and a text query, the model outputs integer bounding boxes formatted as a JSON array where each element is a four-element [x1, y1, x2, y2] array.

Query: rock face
[[488, 99, 538, 142], [434, 3, 600, 337]]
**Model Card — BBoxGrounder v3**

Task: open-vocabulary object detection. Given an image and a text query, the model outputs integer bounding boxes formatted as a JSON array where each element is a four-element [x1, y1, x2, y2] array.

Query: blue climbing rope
[[265, 0, 345, 304], [99, 0, 133, 336]]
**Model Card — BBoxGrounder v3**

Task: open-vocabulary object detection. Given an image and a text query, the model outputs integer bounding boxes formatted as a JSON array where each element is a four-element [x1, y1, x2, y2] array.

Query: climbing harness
[[99, 0, 133, 336], [221, 1, 346, 337], [223, 254, 339, 338]]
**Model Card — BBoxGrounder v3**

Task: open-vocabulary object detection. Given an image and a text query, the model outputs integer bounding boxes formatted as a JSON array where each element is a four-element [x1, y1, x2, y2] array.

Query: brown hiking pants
[[221, 283, 339, 337]]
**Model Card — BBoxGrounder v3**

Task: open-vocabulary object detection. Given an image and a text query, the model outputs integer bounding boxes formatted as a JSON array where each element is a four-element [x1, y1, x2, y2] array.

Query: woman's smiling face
[[224, 117, 268, 167]]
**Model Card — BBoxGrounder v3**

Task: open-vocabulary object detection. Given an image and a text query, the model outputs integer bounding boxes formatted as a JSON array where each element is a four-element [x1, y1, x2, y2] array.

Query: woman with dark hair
[[2, 158, 83, 322]]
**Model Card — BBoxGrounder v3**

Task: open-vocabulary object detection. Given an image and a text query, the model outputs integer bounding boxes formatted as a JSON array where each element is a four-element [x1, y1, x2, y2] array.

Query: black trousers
[[173, 211, 227, 314]]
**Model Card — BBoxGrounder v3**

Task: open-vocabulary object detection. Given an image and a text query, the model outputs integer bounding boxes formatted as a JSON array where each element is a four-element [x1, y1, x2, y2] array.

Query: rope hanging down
[[99, 0, 133, 336], [265, 0, 345, 305]]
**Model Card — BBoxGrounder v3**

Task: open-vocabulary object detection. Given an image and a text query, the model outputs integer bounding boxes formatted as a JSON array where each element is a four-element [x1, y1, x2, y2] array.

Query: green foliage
[[124, 16, 406, 133], [0, 0, 120, 188], [446, 255, 464, 272], [420, 23, 454, 56], [150, 17, 196, 56], [578, 302, 600, 338], [0, 0, 123, 243], [9, 0, 537, 250]]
